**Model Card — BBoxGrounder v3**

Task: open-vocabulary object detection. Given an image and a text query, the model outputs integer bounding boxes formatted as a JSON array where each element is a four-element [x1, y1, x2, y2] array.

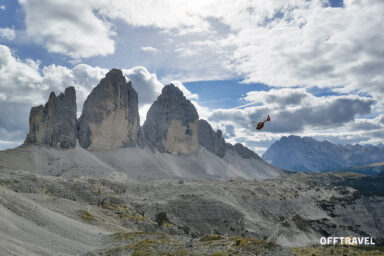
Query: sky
[[0, 0, 383, 154]]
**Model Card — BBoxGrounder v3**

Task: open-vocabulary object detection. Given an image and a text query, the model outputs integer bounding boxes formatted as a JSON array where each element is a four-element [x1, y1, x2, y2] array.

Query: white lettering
[[371, 237, 375, 245], [345, 237, 351, 245], [320, 236, 375, 246], [358, 237, 364, 244]]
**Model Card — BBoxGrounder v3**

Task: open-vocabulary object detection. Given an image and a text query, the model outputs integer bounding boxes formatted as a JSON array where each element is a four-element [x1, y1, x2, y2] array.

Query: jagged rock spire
[[24, 87, 77, 149], [142, 84, 199, 154], [78, 69, 140, 150]]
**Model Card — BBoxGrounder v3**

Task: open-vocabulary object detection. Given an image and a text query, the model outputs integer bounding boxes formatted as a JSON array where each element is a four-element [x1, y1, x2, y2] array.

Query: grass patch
[[199, 235, 224, 242], [228, 236, 278, 254], [291, 245, 384, 256], [76, 210, 97, 221]]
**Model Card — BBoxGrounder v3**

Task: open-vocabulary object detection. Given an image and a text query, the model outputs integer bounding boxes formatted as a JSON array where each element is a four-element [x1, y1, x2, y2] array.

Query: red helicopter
[[252, 115, 271, 130]]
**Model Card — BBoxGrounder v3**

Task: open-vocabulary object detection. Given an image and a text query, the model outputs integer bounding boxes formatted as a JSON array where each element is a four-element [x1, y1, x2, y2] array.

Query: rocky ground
[[1, 167, 384, 255]]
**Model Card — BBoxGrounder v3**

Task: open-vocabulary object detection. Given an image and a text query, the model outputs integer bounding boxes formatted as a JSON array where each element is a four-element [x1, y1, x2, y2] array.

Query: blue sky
[[0, 0, 383, 154]]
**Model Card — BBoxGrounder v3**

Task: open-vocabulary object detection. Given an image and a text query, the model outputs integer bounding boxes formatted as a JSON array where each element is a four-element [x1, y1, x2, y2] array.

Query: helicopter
[[252, 114, 270, 130]]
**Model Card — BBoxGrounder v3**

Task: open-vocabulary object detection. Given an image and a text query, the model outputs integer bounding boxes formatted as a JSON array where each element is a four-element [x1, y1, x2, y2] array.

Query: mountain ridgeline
[[25, 69, 241, 157], [20, 69, 280, 180], [263, 135, 384, 173]]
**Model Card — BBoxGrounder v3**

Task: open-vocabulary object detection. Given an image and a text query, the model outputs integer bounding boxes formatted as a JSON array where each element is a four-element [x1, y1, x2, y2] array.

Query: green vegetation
[[228, 236, 278, 255], [199, 235, 224, 242], [332, 175, 384, 197], [76, 209, 97, 221]]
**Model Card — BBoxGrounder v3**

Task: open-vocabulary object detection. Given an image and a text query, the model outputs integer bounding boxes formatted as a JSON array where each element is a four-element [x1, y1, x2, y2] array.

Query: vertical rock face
[[142, 84, 199, 154], [24, 87, 77, 149], [198, 119, 226, 157], [78, 69, 139, 150]]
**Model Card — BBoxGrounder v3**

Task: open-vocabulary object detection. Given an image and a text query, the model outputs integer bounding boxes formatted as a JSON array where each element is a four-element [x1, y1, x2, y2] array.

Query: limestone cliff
[[142, 84, 199, 154], [78, 69, 139, 150], [198, 119, 226, 158], [24, 87, 77, 149]]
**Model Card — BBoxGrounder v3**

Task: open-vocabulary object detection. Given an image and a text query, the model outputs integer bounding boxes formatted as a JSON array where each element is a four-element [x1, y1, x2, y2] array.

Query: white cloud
[[123, 66, 163, 105], [243, 88, 311, 108], [16, 0, 384, 98], [224, 0, 384, 99], [140, 46, 159, 55], [0, 5, 6, 10], [204, 86, 381, 154], [0, 28, 16, 41], [169, 80, 199, 100], [110, 0, 382, 99], [174, 47, 197, 57], [19, 0, 115, 59]]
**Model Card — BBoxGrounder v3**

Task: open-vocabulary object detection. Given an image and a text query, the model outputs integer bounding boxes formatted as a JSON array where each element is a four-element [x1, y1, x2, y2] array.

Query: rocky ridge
[[21, 69, 278, 180], [24, 87, 77, 149]]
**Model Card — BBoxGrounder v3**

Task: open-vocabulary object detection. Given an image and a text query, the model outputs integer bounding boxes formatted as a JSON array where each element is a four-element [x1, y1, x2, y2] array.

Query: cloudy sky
[[0, 0, 383, 154]]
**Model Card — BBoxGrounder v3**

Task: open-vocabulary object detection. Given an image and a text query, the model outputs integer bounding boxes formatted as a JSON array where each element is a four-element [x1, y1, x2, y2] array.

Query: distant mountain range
[[262, 135, 384, 173]]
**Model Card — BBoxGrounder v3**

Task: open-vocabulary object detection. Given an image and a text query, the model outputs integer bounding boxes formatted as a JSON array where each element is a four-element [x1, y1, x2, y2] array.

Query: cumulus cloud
[[225, 0, 384, 99], [204, 86, 381, 154], [0, 5, 5, 10], [15, 0, 384, 99], [140, 46, 159, 55], [19, 0, 115, 59], [210, 94, 375, 134], [123, 66, 163, 106], [243, 88, 310, 108], [80, 0, 384, 100], [0, 27, 15, 41], [350, 119, 383, 131]]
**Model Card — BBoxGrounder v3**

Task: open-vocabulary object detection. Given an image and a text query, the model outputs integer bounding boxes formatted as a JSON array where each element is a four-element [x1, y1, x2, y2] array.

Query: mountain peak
[[24, 87, 77, 149], [78, 69, 139, 150], [143, 84, 199, 154]]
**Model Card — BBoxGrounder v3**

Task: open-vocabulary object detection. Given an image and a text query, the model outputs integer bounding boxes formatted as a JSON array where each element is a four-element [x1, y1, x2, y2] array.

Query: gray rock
[[24, 87, 77, 149], [198, 119, 226, 158], [142, 84, 199, 154], [78, 69, 139, 150], [226, 142, 260, 159]]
